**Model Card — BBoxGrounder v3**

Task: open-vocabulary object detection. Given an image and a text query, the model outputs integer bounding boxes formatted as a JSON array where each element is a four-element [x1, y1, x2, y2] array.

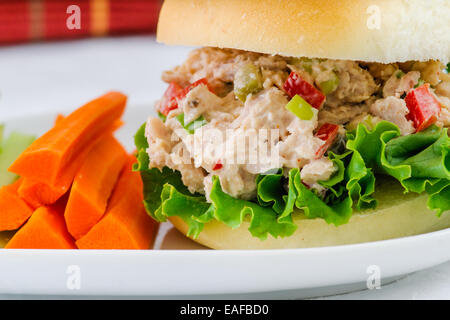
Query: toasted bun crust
[[157, 0, 450, 64], [170, 180, 450, 249]]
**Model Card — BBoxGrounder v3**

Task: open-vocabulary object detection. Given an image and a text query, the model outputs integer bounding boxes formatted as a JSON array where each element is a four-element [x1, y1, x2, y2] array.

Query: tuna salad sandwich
[[135, 0, 450, 249]]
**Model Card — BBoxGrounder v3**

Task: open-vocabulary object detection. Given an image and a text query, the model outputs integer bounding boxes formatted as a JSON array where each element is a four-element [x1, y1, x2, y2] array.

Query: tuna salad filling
[[135, 47, 450, 240]]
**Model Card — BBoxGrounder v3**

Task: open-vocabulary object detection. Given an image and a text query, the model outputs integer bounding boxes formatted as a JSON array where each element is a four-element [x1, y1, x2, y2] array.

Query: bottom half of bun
[[170, 179, 450, 249]]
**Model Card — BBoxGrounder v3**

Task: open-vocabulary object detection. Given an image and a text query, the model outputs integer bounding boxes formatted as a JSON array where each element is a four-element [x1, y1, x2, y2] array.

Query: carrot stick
[[17, 135, 97, 208], [9, 92, 127, 185], [54, 114, 65, 125], [0, 179, 34, 231], [76, 157, 158, 250], [5, 200, 76, 249], [65, 135, 128, 240], [18, 178, 67, 209], [17, 120, 123, 207]]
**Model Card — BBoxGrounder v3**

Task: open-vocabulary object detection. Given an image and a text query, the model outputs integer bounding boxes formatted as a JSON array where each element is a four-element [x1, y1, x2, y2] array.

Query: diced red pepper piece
[[405, 84, 441, 132], [315, 123, 339, 158], [283, 72, 326, 109], [159, 82, 184, 116], [212, 161, 223, 171], [159, 78, 214, 116]]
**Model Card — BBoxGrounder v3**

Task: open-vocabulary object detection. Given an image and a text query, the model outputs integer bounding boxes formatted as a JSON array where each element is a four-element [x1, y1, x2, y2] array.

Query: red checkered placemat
[[0, 0, 162, 44]]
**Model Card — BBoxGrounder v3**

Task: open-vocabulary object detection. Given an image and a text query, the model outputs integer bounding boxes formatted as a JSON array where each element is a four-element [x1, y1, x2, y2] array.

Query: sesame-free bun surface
[[157, 0, 450, 63], [169, 179, 450, 250]]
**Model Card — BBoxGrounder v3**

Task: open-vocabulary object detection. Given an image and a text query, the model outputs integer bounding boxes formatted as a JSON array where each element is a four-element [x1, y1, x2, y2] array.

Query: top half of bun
[[157, 0, 450, 64]]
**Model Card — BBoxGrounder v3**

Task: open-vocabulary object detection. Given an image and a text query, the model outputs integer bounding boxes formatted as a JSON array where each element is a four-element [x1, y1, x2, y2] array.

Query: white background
[[0, 36, 449, 300]]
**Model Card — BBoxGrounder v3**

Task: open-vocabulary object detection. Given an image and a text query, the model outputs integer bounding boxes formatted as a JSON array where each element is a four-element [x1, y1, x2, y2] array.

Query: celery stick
[[0, 131, 35, 187]]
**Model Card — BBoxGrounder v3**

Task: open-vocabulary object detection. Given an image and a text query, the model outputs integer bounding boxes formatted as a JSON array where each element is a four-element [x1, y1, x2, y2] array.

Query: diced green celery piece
[[291, 57, 326, 64], [363, 115, 378, 130], [288, 57, 300, 65], [186, 116, 207, 134], [319, 72, 340, 95], [289, 57, 313, 74], [395, 70, 405, 79], [0, 131, 35, 187], [285, 95, 316, 121], [177, 113, 207, 134], [302, 63, 313, 74], [234, 63, 263, 102], [414, 78, 425, 89], [288, 57, 312, 64], [157, 112, 167, 122]]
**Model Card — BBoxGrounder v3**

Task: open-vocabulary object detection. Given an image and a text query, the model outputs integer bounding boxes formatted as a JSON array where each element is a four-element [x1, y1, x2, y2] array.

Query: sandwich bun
[[169, 179, 450, 249], [157, 0, 450, 64]]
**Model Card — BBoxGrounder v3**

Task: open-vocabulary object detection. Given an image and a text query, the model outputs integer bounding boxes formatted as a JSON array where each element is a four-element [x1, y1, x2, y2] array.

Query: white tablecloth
[[0, 36, 449, 300]]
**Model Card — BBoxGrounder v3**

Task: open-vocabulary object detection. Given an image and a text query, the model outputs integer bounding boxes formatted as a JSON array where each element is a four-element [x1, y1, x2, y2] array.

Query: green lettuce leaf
[[255, 169, 286, 214], [292, 168, 353, 226], [344, 152, 377, 210], [426, 180, 450, 216], [135, 119, 449, 240], [254, 153, 375, 229], [347, 122, 450, 215], [158, 183, 212, 238], [209, 176, 296, 239], [254, 149, 376, 228]]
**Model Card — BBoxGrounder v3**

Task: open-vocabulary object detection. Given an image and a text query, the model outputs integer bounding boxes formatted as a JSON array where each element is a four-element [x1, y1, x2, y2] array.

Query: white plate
[[1, 105, 450, 299]]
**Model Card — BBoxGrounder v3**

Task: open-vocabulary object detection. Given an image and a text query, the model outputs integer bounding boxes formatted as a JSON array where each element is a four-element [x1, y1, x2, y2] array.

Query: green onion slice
[[285, 95, 317, 121]]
